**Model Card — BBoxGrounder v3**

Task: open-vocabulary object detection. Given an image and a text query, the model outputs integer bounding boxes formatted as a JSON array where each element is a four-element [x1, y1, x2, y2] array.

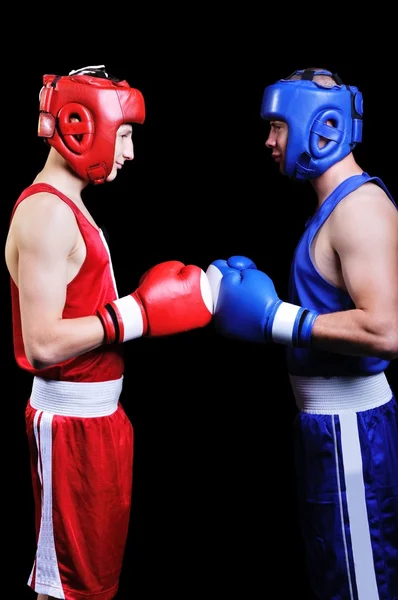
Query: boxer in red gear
[[5, 65, 212, 600]]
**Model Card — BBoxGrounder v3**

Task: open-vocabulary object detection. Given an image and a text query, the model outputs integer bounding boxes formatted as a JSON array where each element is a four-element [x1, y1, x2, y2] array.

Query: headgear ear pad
[[38, 71, 146, 184], [260, 71, 363, 181]]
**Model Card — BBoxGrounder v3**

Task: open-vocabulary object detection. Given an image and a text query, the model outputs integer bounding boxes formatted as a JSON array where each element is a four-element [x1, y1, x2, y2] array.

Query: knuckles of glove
[[135, 260, 213, 336], [205, 255, 257, 313], [227, 255, 257, 271], [213, 268, 280, 344]]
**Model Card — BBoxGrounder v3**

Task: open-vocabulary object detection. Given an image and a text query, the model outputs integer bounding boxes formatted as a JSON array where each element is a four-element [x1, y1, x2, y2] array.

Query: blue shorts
[[291, 373, 398, 600]]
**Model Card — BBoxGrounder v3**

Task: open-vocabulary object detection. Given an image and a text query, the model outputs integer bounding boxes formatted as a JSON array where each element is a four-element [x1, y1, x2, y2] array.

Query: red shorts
[[25, 376, 133, 600]]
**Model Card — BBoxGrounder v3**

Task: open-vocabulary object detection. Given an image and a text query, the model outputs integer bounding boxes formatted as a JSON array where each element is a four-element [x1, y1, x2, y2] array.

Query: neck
[[310, 154, 364, 207], [33, 148, 90, 202]]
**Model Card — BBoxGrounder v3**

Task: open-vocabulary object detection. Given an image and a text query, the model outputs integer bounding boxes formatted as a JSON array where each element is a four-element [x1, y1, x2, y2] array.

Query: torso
[[311, 216, 345, 290], [7, 182, 124, 381], [286, 173, 396, 377]]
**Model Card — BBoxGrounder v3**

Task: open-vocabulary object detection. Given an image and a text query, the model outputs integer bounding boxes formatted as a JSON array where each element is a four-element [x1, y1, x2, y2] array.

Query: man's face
[[265, 120, 288, 174], [106, 124, 134, 182]]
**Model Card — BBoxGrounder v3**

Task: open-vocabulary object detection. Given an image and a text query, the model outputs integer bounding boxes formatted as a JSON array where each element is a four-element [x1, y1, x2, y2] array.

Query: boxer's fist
[[97, 261, 213, 344], [206, 255, 257, 312], [213, 267, 277, 343], [209, 257, 319, 347]]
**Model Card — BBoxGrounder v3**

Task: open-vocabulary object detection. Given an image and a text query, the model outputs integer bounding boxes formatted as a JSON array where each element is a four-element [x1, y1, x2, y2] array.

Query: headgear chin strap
[[260, 69, 363, 181], [38, 66, 145, 184]]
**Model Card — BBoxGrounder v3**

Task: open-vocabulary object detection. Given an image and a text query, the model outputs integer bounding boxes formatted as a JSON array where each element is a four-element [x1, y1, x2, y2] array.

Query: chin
[[106, 169, 118, 183]]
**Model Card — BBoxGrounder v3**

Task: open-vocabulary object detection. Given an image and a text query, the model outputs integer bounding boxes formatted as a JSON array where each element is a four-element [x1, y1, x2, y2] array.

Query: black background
[[2, 29, 397, 599]]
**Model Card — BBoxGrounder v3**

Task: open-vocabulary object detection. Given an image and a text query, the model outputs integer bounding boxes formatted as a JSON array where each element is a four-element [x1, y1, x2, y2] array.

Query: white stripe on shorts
[[339, 411, 380, 599]]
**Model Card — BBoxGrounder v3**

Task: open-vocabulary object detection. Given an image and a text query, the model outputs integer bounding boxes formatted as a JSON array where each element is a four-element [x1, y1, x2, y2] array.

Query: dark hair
[[287, 68, 341, 89]]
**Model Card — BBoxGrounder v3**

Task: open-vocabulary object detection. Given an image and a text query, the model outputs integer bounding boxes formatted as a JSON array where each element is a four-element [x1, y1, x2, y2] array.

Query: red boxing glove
[[97, 261, 213, 344]]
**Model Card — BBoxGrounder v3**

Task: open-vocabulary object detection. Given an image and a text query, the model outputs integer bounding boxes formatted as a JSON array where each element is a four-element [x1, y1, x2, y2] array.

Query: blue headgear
[[260, 69, 364, 181]]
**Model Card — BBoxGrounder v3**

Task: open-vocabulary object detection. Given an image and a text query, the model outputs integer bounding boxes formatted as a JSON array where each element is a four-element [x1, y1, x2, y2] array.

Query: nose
[[265, 134, 275, 149], [123, 140, 134, 161]]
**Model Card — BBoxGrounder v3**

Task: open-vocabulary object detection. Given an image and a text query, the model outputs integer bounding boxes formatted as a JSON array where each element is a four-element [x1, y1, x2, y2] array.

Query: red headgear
[[38, 65, 146, 184]]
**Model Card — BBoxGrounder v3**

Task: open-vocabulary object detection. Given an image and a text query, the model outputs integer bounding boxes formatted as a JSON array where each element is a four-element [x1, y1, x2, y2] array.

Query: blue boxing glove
[[206, 257, 318, 347], [206, 255, 257, 313]]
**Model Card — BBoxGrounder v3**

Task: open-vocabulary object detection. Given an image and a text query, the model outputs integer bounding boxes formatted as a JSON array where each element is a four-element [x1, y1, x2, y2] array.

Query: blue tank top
[[286, 172, 397, 376]]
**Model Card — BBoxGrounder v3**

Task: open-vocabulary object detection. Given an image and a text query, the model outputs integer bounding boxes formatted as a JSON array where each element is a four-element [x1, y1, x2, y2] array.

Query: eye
[[119, 130, 132, 139]]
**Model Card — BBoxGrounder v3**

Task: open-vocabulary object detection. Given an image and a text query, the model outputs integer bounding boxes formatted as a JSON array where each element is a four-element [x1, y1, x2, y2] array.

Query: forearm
[[207, 256, 398, 361], [24, 261, 213, 369], [311, 309, 398, 360], [24, 315, 106, 369]]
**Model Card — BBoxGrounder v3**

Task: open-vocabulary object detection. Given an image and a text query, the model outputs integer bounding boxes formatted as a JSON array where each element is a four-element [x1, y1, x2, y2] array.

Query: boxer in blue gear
[[207, 68, 398, 600]]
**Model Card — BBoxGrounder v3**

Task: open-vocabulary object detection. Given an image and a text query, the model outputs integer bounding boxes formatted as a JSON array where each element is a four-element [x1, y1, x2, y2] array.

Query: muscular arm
[[9, 194, 105, 369], [311, 189, 398, 359]]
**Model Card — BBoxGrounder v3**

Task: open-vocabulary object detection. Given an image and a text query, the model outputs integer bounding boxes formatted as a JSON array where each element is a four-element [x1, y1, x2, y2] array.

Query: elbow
[[382, 336, 398, 361], [28, 356, 54, 370], [376, 345, 398, 361], [372, 321, 398, 360], [25, 340, 62, 370]]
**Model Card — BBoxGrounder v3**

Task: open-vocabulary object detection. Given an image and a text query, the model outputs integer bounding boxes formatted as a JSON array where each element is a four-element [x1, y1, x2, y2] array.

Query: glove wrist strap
[[97, 294, 147, 344], [267, 302, 318, 347]]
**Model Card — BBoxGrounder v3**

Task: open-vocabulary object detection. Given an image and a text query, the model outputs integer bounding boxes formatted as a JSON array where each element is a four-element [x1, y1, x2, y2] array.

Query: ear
[[57, 103, 95, 154], [310, 109, 345, 157]]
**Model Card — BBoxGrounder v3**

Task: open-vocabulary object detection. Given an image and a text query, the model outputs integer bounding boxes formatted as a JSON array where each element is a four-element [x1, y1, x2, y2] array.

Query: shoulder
[[329, 181, 397, 247], [331, 181, 396, 225], [10, 191, 80, 252], [12, 191, 77, 230]]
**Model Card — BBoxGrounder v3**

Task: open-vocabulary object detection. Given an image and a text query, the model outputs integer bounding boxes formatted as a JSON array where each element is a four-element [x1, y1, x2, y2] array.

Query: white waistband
[[289, 372, 392, 414], [30, 376, 123, 417]]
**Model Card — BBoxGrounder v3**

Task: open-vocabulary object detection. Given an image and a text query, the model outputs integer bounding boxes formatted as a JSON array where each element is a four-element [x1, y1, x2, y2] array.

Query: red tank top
[[9, 183, 124, 382]]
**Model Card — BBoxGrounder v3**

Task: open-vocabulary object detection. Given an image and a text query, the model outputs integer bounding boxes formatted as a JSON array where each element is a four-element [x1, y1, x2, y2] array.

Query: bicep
[[18, 238, 69, 328], [334, 200, 398, 318], [15, 199, 78, 337]]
